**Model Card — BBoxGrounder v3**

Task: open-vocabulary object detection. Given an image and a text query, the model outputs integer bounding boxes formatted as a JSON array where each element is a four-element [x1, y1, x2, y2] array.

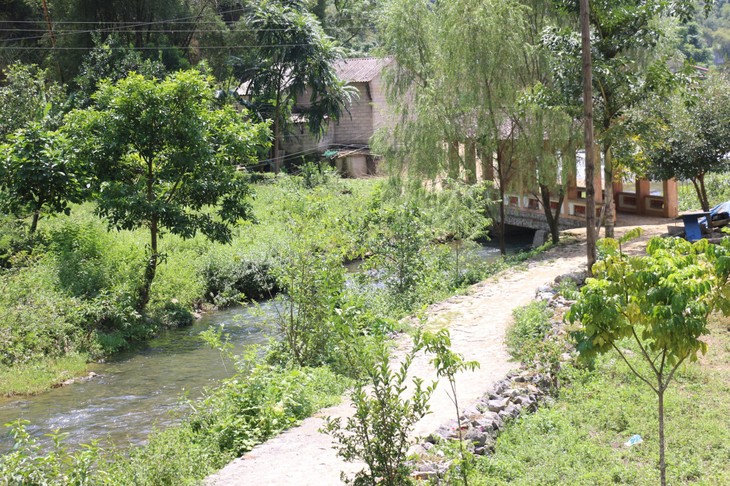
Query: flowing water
[[0, 239, 530, 454], [0, 303, 278, 453]]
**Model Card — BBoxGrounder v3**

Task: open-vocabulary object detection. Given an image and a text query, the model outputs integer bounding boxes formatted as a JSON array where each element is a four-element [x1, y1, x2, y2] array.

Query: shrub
[[201, 248, 278, 306], [324, 335, 435, 485], [506, 301, 553, 364], [0, 421, 103, 485]]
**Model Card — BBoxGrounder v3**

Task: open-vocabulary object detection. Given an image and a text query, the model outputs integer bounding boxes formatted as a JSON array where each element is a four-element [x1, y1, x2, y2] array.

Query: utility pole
[[580, 0, 597, 271]]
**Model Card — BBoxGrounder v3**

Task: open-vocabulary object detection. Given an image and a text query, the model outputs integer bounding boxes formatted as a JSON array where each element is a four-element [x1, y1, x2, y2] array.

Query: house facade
[[283, 57, 393, 176]]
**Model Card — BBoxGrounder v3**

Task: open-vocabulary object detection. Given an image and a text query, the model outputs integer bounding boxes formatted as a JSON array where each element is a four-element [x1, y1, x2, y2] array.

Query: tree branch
[[632, 327, 661, 378], [662, 352, 689, 392], [610, 342, 658, 394]]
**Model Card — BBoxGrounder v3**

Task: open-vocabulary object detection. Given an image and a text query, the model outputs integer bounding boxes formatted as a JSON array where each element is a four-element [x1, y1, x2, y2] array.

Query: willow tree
[[376, 0, 528, 254], [65, 70, 270, 312], [512, 100, 580, 244]]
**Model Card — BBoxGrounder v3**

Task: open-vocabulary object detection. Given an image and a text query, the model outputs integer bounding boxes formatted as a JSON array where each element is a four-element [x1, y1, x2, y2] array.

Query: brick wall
[[370, 74, 395, 133], [334, 81, 373, 145]]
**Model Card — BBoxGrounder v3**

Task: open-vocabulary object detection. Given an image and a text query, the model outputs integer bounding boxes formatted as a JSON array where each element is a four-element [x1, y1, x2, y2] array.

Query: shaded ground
[[206, 215, 673, 486]]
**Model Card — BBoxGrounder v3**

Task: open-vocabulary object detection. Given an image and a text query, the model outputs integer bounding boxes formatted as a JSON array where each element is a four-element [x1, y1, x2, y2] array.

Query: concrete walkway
[[207, 218, 671, 485]]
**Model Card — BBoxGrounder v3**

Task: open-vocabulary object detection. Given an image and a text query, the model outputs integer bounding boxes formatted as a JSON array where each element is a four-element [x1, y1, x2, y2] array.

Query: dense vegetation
[[0, 168, 533, 483], [2, 1, 730, 484]]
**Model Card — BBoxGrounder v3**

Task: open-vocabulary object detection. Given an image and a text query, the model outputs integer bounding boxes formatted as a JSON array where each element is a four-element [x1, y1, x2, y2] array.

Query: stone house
[[283, 57, 393, 176]]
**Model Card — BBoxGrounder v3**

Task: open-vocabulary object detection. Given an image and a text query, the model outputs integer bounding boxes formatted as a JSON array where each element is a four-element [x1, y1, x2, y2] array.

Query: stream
[[0, 240, 529, 454], [0, 304, 276, 453]]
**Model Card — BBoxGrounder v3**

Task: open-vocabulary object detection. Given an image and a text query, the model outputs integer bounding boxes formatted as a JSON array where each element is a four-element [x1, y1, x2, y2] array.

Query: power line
[[0, 7, 247, 26], [0, 27, 299, 44], [0, 44, 319, 51], [0, 6, 255, 43], [0, 28, 291, 33]]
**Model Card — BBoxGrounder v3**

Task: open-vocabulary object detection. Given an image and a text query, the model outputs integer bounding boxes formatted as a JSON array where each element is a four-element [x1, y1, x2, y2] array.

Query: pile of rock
[[420, 369, 552, 454], [410, 271, 587, 480]]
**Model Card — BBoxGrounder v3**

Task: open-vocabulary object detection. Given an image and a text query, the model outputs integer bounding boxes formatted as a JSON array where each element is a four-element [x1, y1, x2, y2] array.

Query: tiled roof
[[335, 57, 391, 83]]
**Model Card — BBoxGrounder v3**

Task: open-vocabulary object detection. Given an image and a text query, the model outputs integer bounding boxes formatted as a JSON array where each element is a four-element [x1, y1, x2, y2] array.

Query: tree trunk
[[137, 159, 158, 313], [448, 141, 461, 180], [603, 144, 615, 238], [138, 217, 158, 313], [697, 173, 710, 212], [540, 184, 564, 244], [580, 0, 597, 271], [30, 211, 40, 233], [658, 386, 666, 486]]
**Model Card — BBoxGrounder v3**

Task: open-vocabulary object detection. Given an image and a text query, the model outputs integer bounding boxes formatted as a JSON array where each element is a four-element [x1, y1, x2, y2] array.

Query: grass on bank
[[467, 314, 730, 485], [0, 175, 379, 394], [0, 354, 89, 397]]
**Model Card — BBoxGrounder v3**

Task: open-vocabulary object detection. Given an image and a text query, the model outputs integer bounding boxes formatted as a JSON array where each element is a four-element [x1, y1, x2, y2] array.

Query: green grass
[[468, 315, 730, 485], [0, 353, 89, 397], [0, 364, 351, 485]]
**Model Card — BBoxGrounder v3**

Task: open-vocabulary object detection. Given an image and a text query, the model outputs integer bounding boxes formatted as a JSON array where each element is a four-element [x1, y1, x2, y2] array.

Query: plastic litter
[[624, 434, 643, 447]]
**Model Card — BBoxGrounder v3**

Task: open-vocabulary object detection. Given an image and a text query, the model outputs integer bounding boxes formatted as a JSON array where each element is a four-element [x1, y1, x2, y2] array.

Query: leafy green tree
[[568, 233, 730, 486], [229, 0, 355, 171], [64, 69, 270, 312], [0, 63, 64, 139], [0, 124, 86, 232], [376, 0, 528, 254], [639, 72, 730, 212], [546, 0, 705, 238]]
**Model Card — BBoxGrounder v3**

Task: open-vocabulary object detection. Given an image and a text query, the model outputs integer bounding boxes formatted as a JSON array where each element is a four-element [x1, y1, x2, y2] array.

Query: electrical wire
[[0, 44, 323, 50]]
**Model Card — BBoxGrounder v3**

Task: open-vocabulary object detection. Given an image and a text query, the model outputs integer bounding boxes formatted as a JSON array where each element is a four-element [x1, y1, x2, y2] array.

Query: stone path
[[207, 218, 671, 486]]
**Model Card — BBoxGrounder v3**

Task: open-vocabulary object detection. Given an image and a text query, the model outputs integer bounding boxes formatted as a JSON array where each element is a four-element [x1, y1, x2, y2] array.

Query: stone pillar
[[636, 179, 650, 215], [663, 178, 678, 218]]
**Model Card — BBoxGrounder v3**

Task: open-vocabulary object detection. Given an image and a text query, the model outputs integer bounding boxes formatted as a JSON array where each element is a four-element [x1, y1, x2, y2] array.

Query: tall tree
[[580, 0, 597, 269], [64, 69, 271, 312], [548, 0, 710, 238]]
